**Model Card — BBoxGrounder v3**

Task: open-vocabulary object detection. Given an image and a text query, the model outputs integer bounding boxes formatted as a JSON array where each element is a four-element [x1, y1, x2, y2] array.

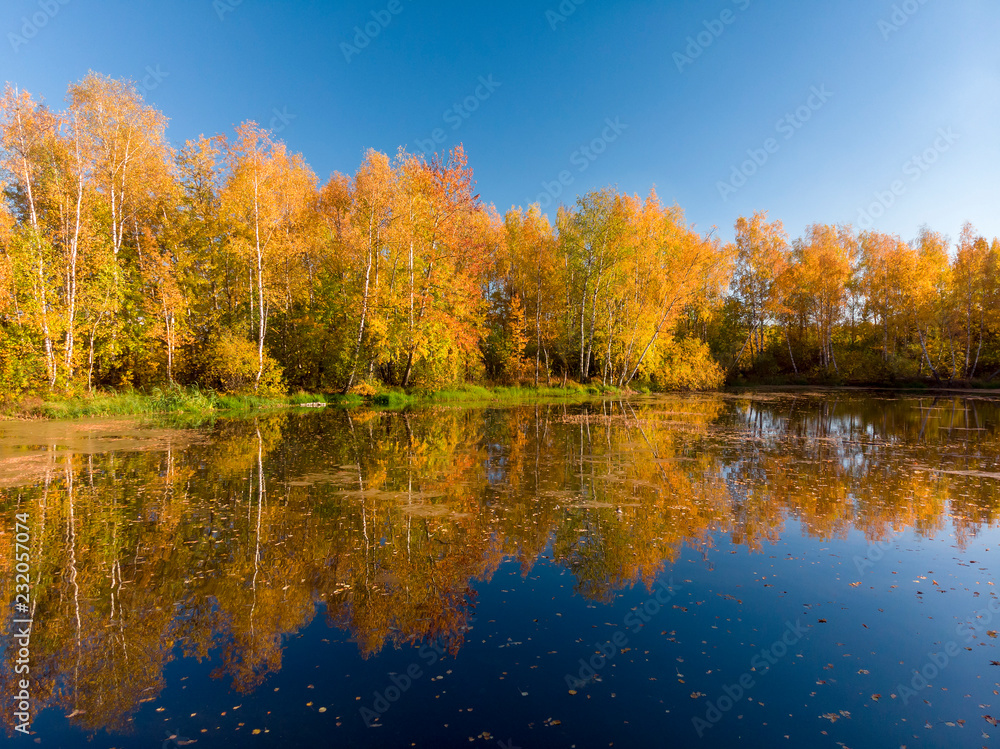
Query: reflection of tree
[[1, 394, 999, 735]]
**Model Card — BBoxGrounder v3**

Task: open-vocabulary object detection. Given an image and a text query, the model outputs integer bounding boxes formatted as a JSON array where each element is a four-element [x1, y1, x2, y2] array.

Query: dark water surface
[[1, 392, 999, 748]]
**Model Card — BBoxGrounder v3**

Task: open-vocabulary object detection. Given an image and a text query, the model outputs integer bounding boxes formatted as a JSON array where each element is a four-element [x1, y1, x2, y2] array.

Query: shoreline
[[726, 383, 1000, 396], [5, 380, 1000, 422], [0, 383, 629, 422]]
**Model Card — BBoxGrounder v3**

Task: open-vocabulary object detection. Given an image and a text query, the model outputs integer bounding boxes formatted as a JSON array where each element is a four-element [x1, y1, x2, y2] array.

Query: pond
[[1, 392, 999, 748]]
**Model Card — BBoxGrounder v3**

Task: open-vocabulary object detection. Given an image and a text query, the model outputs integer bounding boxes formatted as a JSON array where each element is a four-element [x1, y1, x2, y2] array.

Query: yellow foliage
[[350, 380, 380, 397], [654, 337, 725, 391], [205, 332, 284, 395]]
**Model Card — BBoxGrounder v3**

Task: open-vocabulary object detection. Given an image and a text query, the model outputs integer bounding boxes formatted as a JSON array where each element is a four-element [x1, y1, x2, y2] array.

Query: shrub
[[204, 333, 285, 395], [350, 379, 380, 397], [0, 327, 42, 395], [654, 338, 725, 391]]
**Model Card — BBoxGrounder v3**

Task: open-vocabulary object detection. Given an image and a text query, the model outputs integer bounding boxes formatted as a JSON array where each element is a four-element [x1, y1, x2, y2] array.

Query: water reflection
[[1, 392, 998, 739]]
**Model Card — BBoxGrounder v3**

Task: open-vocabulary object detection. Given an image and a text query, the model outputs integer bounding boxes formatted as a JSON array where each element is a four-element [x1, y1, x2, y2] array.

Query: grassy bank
[[369, 382, 626, 408], [2, 387, 341, 420], [1, 382, 626, 420]]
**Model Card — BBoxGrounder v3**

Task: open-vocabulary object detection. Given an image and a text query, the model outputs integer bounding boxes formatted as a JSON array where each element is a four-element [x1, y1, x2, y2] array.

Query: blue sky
[[2, 0, 998, 245]]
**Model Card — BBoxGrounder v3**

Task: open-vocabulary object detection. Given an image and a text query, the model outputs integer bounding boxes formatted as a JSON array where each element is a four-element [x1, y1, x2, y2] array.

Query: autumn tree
[[3, 74, 1000, 396], [499, 204, 560, 384], [218, 122, 316, 392], [342, 150, 396, 393], [732, 212, 788, 366], [0, 86, 62, 387], [791, 224, 856, 373], [67, 73, 175, 386]]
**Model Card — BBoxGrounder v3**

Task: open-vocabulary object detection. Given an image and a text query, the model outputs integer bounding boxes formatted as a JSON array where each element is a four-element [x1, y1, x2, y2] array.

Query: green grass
[[373, 382, 624, 409], [7, 385, 337, 420], [372, 391, 417, 408], [420, 384, 494, 402], [489, 383, 622, 400], [4, 380, 628, 421], [324, 393, 365, 406]]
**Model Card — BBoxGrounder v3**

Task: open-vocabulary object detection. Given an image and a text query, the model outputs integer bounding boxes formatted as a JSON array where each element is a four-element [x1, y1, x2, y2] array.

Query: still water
[[1, 392, 999, 748]]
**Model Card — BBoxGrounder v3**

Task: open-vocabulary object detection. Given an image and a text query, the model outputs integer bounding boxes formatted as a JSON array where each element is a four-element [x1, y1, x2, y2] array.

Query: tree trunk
[[578, 277, 588, 380], [785, 327, 798, 375], [14, 106, 57, 387], [916, 325, 941, 382], [64, 129, 85, 381], [253, 167, 267, 391], [534, 273, 541, 387], [344, 215, 375, 394], [402, 256, 434, 389], [970, 320, 983, 379]]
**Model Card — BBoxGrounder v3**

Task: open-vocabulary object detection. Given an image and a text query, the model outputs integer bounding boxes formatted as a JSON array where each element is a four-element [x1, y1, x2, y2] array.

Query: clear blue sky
[[2, 0, 997, 245]]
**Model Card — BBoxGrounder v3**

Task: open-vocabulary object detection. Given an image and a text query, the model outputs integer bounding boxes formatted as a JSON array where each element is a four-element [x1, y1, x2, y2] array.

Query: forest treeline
[[1, 74, 999, 397]]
